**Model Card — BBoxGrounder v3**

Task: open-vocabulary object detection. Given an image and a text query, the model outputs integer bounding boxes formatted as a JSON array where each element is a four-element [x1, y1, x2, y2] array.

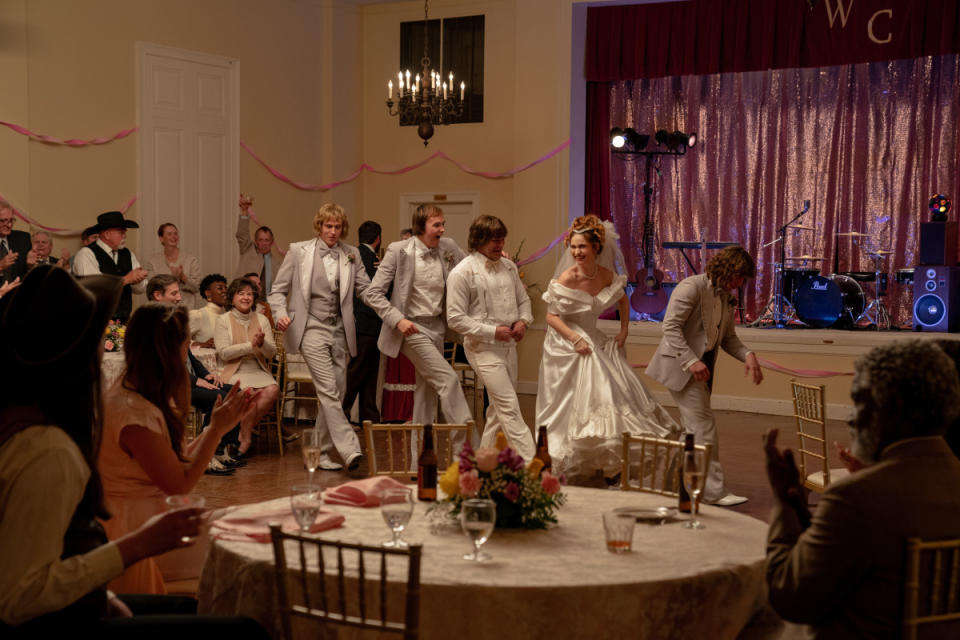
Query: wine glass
[[290, 485, 322, 533], [165, 494, 206, 544], [381, 487, 414, 548], [683, 449, 706, 530], [460, 498, 496, 562], [301, 429, 323, 483]]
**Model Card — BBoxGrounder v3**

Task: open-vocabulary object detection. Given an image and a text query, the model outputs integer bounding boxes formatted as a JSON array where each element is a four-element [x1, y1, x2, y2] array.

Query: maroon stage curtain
[[606, 55, 960, 325]]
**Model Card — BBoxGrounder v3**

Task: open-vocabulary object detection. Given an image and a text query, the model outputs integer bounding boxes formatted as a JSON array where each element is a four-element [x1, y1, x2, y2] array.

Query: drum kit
[[752, 202, 897, 330]]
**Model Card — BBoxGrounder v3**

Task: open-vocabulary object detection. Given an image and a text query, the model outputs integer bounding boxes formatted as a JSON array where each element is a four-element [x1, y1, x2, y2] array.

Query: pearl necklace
[[579, 264, 599, 280]]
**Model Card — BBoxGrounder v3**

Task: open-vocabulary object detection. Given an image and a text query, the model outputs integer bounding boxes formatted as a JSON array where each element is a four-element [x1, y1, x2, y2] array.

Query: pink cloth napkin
[[210, 505, 344, 542], [322, 476, 410, 508]]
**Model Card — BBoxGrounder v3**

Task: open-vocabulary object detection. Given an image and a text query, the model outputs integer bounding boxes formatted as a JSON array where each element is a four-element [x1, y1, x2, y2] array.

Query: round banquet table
[[198, 486, 770, 639]]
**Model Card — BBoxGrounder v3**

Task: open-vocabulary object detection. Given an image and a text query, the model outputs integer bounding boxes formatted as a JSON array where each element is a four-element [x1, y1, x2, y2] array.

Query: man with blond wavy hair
[[269, 203, 369, 472]]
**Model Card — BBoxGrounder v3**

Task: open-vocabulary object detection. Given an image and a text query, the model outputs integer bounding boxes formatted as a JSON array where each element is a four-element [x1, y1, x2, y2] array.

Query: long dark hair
[[122, 303, 191, 460]]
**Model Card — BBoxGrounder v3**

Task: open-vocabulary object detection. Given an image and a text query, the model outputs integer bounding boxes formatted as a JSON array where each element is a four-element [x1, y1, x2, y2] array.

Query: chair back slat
[[362, 421, 474, 479], [317, 543, 328, 614], [904, 536, 960, 639], [298, 539, 311, 610], [337, 545, 346, 620], [620, 434, 710, 497], [380, 552, 388, 623]]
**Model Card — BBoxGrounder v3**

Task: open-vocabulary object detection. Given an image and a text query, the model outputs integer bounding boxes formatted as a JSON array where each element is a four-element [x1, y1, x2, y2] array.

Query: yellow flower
[[526, 458, 544, 478], [495, 431, 508, 451], [438, 462, 459, 497]]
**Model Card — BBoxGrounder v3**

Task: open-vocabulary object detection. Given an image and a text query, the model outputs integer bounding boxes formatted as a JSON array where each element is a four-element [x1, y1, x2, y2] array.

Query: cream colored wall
[[0, 0, 362, 265]]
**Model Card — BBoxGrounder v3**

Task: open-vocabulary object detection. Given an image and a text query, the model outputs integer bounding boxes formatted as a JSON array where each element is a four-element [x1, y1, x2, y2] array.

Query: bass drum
[[795, 274, 866, 329]]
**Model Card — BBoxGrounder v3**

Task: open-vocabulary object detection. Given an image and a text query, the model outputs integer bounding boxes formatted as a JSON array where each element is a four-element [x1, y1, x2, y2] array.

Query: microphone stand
[[750, 200, 810, 328]]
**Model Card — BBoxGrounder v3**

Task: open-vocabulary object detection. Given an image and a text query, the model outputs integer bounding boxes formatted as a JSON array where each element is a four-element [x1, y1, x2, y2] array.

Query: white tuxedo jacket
[[267, 238, 370, 357]]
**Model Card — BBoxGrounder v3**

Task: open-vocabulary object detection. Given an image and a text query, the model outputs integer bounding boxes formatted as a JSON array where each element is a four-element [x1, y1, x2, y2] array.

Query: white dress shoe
[[711, 494, 748, 507], [316, 456, 344, 471]]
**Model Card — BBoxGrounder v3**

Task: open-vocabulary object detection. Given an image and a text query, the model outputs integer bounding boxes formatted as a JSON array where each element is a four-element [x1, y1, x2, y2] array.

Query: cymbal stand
[[750, 200, 811, 328], [855, 254, 892, 330]]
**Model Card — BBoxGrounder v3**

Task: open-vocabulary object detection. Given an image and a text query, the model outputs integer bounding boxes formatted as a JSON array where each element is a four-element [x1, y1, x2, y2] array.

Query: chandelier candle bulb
[[460, 82, 465, 100], [443, 82, 447, 99], [388, 81, 393, 99], [449, 71, 453, 89]]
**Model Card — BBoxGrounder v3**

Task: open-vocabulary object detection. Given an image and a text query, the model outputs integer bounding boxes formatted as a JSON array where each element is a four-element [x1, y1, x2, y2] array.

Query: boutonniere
[[346, 253, 356, 264], [444, 251, 455, 267]]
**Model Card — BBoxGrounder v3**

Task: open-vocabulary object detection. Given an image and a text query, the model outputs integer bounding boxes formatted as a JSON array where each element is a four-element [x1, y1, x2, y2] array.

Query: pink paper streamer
[[632, 356, 852, 378], [241, 139, 572, 192], [0, 192, 139, 236], [516, 233, 565, 267], [0, 121, 138, 146]]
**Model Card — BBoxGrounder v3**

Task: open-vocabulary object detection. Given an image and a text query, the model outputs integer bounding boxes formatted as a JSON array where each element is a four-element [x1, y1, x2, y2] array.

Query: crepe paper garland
[[0, 121, 138, 146], [631, 356, 853, 378], [516, 232, 565, 267], [0, 191, 139, 236], [240, 139, 572, 192]]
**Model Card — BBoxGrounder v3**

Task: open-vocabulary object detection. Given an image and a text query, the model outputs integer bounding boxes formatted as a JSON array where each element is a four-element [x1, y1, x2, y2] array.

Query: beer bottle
[[534, 426, 552, 474], [417, 423, 438, 501], [678, 433, 694, 513]]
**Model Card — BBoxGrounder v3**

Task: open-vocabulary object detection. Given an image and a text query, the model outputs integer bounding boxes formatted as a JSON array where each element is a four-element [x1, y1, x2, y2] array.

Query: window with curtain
[[399, 14, 484, 125]]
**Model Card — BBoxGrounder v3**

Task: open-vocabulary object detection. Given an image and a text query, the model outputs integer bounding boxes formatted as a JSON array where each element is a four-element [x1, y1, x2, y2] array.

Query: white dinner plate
[[614, 506, 679, 522]]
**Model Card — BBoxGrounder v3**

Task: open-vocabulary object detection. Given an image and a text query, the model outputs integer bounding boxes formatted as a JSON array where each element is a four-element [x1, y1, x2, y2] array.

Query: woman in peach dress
[[99, 303, 255, 594]]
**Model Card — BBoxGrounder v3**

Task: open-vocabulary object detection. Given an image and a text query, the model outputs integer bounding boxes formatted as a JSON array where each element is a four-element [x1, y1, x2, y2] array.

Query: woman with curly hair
[[536, 214, 681, 481], [646, 245, 764, 507]]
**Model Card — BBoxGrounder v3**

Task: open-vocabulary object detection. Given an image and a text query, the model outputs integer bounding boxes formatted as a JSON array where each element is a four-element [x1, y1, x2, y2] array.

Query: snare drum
[[795, 274, 866, 329], [895, 268, 915, 285]]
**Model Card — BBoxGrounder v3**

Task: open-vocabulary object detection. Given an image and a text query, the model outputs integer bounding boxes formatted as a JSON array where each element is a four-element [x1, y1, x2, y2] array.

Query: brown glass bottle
[[417, 423, 438, 501], [534, 426, 552, 474], [678, 433, 694, 513]]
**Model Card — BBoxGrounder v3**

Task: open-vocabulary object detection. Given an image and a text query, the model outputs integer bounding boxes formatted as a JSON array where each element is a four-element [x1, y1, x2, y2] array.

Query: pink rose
[[504, 481, 520, 502], [475, 447, 500, 472], [459, 469, 481, 497], [541, 471, 561, 495], [104, 340, 114, 351]]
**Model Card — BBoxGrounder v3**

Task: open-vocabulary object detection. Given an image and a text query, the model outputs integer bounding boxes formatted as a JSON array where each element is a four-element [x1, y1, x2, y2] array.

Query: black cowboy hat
[[92, 211, 140, 233], [0, 265, 123, 367]]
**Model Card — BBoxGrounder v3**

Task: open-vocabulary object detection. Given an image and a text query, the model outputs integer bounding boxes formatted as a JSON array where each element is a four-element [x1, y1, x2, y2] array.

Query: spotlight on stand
[[610, 128, 648, 151], [930, 194, 953, 222], [611, 127, 699, 159], [610, 128, 626, 148], [625, 129, 649, 150]]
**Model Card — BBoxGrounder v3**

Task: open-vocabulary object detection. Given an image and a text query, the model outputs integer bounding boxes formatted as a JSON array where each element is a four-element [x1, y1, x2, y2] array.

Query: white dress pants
[[669, 378, 726, 502], [464, 342, 535, 461], [300, 315, 361, 460]]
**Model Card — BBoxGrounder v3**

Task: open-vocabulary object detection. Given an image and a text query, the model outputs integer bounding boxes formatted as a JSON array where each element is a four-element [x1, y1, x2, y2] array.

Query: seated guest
[[144, 223, 202, 310], [215, 277, 280, 456], [147, 275, 242, 475], [28, 230, 69, 269], [189, 273, 227, 347], [99, 303, 256, 594], [0, 266, 265, 637], [764, 340, 960, 638], [243, 271, 275, 328]]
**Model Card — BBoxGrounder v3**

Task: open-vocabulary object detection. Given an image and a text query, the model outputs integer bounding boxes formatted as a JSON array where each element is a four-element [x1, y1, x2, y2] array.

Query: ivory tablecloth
[[198, 486, 770, 639]]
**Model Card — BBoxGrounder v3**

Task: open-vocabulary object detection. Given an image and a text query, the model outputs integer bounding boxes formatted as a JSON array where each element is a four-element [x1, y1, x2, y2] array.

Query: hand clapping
[[252, 329, 265, 348]]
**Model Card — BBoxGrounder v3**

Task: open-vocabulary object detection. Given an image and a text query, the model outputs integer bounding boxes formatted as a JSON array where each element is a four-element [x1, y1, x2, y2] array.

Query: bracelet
[[572, 335, 585, 346]]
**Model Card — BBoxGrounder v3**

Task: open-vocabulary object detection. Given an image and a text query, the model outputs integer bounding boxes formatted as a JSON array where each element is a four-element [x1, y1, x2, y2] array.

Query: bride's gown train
[[535, 274, 682, 477]]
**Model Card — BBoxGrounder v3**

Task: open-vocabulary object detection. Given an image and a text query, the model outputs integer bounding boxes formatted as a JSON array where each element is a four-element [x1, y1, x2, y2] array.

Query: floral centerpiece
[[434, 432, 566, 530], [103, 320, 125, 352]]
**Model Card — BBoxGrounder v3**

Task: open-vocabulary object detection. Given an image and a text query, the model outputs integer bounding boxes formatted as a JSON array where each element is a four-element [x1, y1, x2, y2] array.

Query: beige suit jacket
[[766, 437, 960, 639], [267, 239, 370, 357], [235, 215, 284, 288], [645, 273, 751, 391], [361, 236, 466, 358]]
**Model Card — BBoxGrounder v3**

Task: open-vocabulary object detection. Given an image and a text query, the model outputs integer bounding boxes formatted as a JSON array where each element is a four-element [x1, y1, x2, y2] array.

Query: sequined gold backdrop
[[608, 55, 960, 327]]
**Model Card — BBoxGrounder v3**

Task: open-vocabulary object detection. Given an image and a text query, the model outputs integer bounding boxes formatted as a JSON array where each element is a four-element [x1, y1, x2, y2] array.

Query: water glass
[[460, 498, 496, 562], [602, 511, 635, 553], [290, 485, 322, 533], [381, 487, 414, 548], [165, 494, 206, 544]]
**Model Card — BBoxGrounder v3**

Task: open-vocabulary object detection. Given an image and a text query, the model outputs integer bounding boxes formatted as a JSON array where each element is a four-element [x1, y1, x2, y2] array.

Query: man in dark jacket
[[342, 220, 383, 424], [0, 201, 32, 285]]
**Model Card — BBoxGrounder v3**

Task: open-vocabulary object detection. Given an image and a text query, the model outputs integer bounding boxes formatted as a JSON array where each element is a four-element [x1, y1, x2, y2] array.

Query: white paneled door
[[136, 43, 239, 279]]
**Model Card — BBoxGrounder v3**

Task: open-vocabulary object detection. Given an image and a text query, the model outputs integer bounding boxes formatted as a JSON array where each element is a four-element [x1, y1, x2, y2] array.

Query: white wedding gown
[[535, 274, 682, 477]]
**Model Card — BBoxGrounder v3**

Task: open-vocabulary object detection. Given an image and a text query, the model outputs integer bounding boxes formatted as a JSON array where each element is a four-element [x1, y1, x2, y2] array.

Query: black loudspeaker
[[913, 266, 960, 332], [918, 222, 958, 265]]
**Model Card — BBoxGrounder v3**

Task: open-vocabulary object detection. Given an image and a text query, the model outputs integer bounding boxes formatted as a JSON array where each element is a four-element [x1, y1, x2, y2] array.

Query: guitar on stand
[[630, 177, 668, 318]]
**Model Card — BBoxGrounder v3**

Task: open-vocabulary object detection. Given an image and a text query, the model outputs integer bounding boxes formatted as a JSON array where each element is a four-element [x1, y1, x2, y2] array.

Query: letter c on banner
[[868, 9, 893, 44]]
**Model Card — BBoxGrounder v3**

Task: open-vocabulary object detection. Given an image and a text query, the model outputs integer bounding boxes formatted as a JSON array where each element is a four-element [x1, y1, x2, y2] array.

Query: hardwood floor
[[196, 394, 851, 523]]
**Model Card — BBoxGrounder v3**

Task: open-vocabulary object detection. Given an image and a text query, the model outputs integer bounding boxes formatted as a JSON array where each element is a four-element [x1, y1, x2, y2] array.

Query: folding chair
[[790, 379, 849, 492], [903, 536, 960, 640], [362, 421, 474, 479], [269, 523, 422, 640], [620, 433, 711, 497], [275, 338, 319, 456]]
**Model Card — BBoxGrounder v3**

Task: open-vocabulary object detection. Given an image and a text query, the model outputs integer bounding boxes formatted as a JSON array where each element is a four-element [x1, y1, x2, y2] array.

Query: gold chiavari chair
[[620, 433, 711, 497], [903, 536, 960, 639], [790, 379, 848, 493], [362, 421, 474, 480]]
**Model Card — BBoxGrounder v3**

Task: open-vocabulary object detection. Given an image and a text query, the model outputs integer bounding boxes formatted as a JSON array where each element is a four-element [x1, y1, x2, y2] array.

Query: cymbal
[[866, 249, 893, 257], [788, 225, 814, 231], [835, 231, 871, 237], [785, 255, 824, 262]]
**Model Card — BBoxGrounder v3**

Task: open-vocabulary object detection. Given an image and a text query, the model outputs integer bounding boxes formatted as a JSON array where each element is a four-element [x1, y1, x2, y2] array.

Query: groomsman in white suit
[[645, 245, 763, 506], [446, 215, 536, 461], [362, 204, 472, 428], [269, 204, 369, 472]]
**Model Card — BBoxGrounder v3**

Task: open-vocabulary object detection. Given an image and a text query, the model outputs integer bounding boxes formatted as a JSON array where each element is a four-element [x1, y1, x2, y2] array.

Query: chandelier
[[386, 0, 466, 147]]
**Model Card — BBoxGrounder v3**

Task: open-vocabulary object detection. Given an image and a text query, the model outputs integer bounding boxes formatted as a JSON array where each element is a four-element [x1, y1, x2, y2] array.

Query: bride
[[536, 214, 681, 479]]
